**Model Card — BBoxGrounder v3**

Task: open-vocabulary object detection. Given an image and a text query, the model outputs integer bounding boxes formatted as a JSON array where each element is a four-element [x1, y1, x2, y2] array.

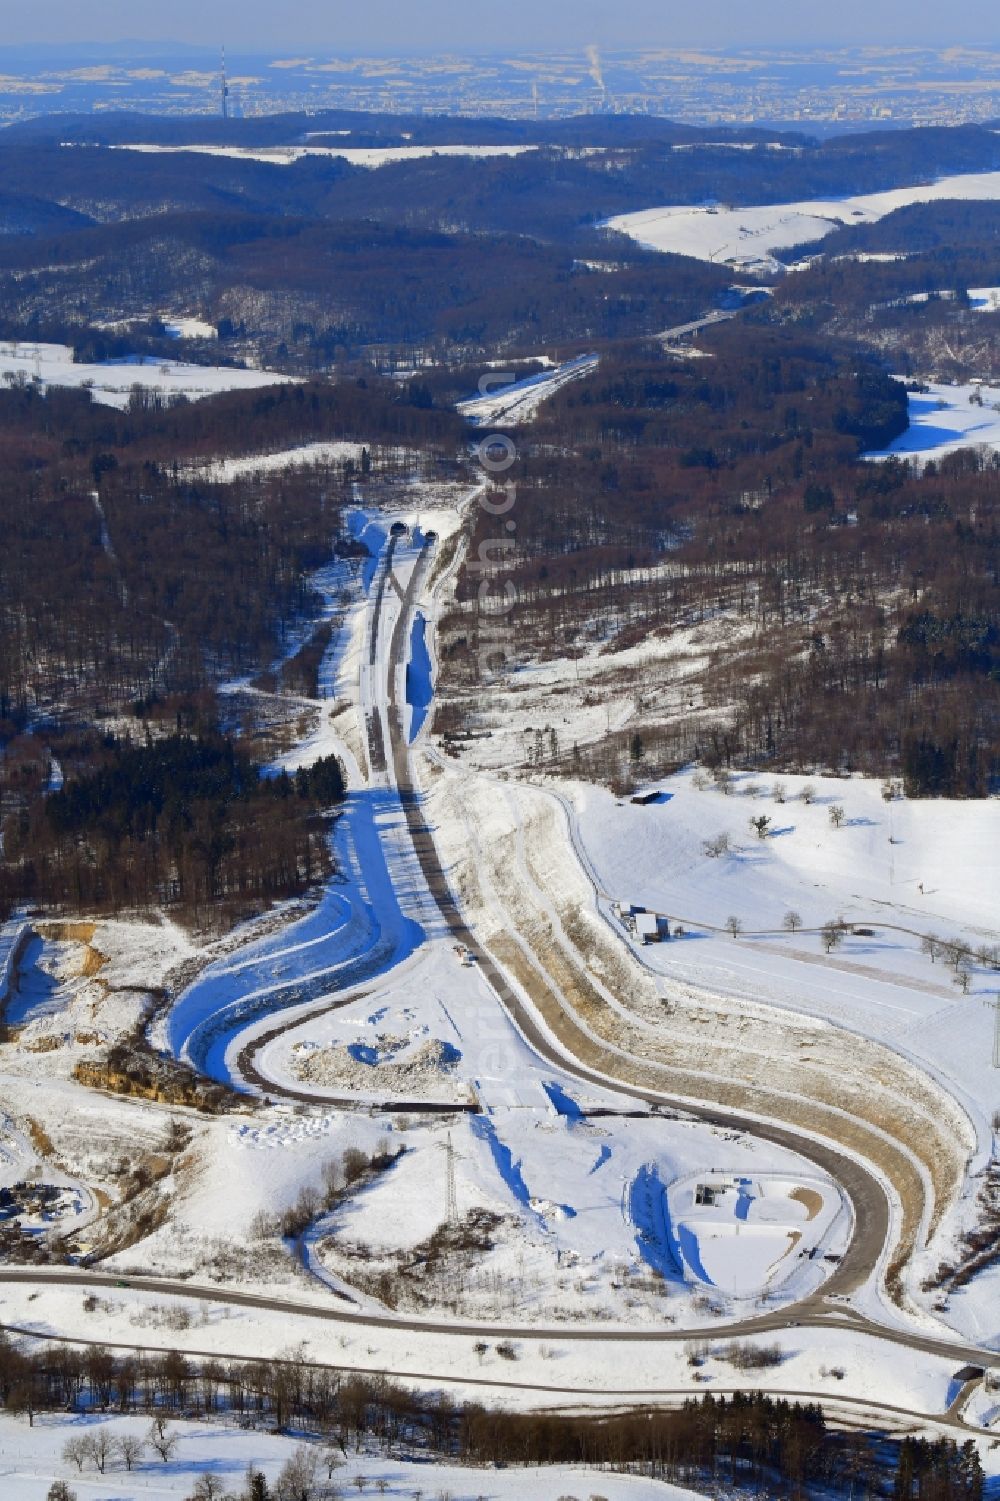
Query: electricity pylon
[[986, 995, 1000, 1070], [444, 1133, 458, 1224]]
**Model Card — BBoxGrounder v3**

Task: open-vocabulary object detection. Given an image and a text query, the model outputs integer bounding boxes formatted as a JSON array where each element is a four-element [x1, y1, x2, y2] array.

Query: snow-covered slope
[[110, 142, 538, 169], [607, 168, 1000, 271], [865, 381, 1000, 463], [0, 1413, 707, 1501], [0, 342, 291, 408]]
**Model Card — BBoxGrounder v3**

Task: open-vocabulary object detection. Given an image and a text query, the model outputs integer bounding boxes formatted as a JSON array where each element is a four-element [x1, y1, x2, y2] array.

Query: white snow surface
[[457, 353, 598, 427], [163, 316, 217, 339], [0, 342, 292, 408], [0, 1413, 705, 1500], [562, 767, 1000, 1332], [666, 1170, 840, 1298], [607, 168, 1000, 271], [109, 142, 538, 168], [0, 917, 30, 1007], [190, 440, 371, 484], [865, 381, 1000, 462]]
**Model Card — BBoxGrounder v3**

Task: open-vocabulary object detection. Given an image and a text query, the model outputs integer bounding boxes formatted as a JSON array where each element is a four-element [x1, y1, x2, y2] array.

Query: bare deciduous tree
[[275, 1444, 320, 1501], [62, 1437, 90, 1473], [147, 1418, 177, 1463], [83, 1430, 113, 1474], [821, 922, 844, 953], [323, 1448, 346, 1479], [191, 1474, 226, 1501], [115, 1433, 145, 1471], [702, 832, 731, 858], [942, 939, 973, 972]]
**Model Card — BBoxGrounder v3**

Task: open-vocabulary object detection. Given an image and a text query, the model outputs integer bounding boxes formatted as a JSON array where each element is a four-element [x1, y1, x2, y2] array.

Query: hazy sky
[[3, 0, 999, 52]]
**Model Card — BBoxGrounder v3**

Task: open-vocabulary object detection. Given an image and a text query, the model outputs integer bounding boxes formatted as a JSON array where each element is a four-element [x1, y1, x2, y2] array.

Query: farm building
[[635, 912, 662, 944]]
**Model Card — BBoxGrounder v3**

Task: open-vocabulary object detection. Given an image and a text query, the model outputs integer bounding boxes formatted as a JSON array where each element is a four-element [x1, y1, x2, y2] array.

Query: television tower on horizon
[[221, 45, 230, 120]]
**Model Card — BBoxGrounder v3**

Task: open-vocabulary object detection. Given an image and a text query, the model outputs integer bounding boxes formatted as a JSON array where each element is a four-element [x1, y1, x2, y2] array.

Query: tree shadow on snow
[[629, 1163, 685, 1283], [470, 1115, 531, 1208]]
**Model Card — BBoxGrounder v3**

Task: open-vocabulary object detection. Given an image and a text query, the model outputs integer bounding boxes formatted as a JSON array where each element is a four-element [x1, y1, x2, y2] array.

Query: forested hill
[[1, 113, 1000, 367], [1, 733, 345, 922], [5, 118, 1000, 239]]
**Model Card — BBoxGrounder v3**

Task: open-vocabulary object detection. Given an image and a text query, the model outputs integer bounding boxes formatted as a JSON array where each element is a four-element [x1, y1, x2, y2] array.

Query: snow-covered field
[[304, 1097, 847, 1323], [0, 1274, 984, 1419], [0, 342, 291, 408], [562, 768, 1000, 1338], [666, 1170, 840, 1299], [108, 142, 538, 169], [0, 1413, 706, 1501], [567, 768, 999, 1124], [607, 167, 1000, 272], [865, 381, 1000, 463], [163, 316, 217, 340]]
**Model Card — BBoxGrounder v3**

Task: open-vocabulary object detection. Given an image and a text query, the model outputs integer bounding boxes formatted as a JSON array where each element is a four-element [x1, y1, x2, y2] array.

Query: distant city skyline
[[3, 0, 1000, 52]]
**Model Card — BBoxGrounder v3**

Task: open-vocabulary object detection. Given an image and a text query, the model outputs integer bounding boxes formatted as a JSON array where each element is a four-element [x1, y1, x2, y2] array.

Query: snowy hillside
[[607, 167, 1000, 272], [0, 1413, 707, 1501], [0, 341, 291, 408], [864, 381, 1000, 463]]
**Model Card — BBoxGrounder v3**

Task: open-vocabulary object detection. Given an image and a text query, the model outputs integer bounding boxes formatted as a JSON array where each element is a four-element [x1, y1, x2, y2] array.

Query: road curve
[[0, 1312, 989, 1431], [1, 532, 994, 1396], [0, 1266, 994, 1377], [383, 540, 891, 1308]]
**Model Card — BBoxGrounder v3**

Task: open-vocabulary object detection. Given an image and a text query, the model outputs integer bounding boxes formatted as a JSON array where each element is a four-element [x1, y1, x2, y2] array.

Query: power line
[[444, 1132, 458, 1225]]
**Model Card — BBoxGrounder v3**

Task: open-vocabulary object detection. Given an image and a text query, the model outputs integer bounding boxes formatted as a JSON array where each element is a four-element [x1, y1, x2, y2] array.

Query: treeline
[[773, 254, 998, 324], [798, 198, 1000, 259], [0, 372, 462, 466], [0, 378, 451, 726], [443, 327, 997, 794], [551, 325, 910, 458], [0, 349, 433, 930], [769, 238, 1000, 380], [0, 1331, 985, 1498], [5, 120, 1000, 367], [0, 734, 344, 922]]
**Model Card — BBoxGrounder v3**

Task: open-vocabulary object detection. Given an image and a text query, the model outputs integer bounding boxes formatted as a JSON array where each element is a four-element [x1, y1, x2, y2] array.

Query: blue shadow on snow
[[406, 612, 434, 744]]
